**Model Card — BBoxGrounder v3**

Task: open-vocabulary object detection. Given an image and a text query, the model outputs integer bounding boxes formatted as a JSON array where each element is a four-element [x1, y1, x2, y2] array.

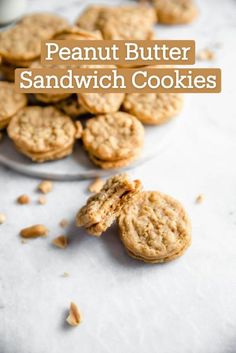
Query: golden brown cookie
[[76, 174, 142, 236], [55, 95, 88, 118], [79, 93, 125, 115], [0, 82, 27, 130], [153, 0, 198, 24], [98, 5, 156, 40], [118, 191, 191, 263], [0, 13, 68, 61], [123, 93, 184, 125], [75, 6, 105, 31], [82, 112, 144, 161], [7, 106, 82, 162]]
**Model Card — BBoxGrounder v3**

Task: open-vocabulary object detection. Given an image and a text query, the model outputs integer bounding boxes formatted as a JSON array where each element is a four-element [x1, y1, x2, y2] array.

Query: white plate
[[0, 117, 181, 180]]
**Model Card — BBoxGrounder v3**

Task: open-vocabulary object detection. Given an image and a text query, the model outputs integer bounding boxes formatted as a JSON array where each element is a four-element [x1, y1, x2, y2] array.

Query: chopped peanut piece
[[38, 180, 53, 194], [59, 219, 69, 228], [20, 224, 48, 238], [0, 213, 6, 224], [38, 196, 47, 205], [66, 302, 82, 327], [197, 49, 215, 61], [52, 235, 68, 249], [195, 194, 204, 204], [17, 194, 30, 205], [88, 178, 104, 193], [61, 272, 69, 277]]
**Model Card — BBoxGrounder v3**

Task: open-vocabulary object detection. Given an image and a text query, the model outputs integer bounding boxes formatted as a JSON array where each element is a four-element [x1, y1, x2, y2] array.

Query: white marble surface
[[0, 0, 236, 353]]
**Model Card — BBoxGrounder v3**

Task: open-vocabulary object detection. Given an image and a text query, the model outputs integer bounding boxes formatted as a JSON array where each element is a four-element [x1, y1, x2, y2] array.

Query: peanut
[[17, 194, 30, 205], [20, 224, 48, 238], [38, 180, 53, 194]]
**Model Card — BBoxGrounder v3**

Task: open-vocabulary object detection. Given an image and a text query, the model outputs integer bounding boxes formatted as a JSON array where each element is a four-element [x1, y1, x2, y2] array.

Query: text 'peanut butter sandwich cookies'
[[76, 174, 142, 236], [7, 106, 82, 163], [0, 82, 27, 130], [82, 112, 145, 169]]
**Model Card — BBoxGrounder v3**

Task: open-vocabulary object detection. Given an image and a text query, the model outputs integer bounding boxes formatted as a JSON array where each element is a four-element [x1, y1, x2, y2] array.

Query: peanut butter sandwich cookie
[[76, 174, 142, 236], [55, 95, 88, 118], [123, 93, 184, 125], [0, 82, 27, 130], [97, 5, 156, 40], [7, 106, 82, 162], [79, 93, 125, 115], [82, 112, 144, 169], [153, 0, 198, 25], [118, 191, 191, 263]]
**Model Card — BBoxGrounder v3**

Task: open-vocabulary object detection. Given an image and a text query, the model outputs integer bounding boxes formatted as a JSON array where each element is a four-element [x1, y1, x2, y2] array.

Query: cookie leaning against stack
[[76, 174, 192, 263], [7, 106, 82, 163], [82, 112, 145, 169], [0, 82, 27, 130]]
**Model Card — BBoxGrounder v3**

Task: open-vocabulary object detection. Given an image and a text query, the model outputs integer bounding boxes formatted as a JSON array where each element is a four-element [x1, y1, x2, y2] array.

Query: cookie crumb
[[20, 224, 48, 238], [197, 48, 215, 61], [88, 178, 104, 193], [17, 194, 30, 205], [66, 302, 82, 327], [52, 235, 68, 249], [21, 239, 27, 244], [59, 219, 69, 228], [0, 213, 6, 224], [38, 196, 47, 205], [38, 180, 53, 194], [195, 194, 204, 204], [61, 272, 69, 277]]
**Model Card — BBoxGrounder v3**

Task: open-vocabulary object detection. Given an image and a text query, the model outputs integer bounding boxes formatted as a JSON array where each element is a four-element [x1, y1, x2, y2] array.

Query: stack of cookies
[[76, 173, 192, 263], [0, 1, 198, 169]]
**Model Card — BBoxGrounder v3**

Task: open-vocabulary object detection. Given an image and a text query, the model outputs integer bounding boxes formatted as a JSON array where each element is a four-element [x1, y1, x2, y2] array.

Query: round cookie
[[123, 93, 184, 125], [118, 191, 191, 263], [79, 93, 125, 114], [0, 13, 68, 61], [82, 112, 144, 161], [7, 106, 81, 162], [98, 6, 156, 40], [0, 82, 27, 130], [153, 0, 198, 25]]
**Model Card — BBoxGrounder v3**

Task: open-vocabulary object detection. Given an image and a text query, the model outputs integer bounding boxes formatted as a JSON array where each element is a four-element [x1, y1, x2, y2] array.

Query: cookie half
[[118, 191, 191, 263], [76, 174, 142, 236]]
